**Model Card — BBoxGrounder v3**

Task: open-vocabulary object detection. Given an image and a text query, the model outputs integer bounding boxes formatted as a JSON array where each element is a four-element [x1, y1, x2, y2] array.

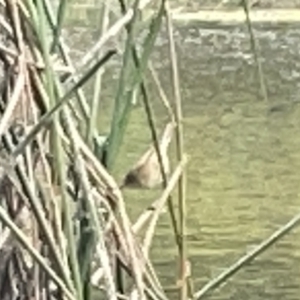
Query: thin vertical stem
[[241, 0, 268, 102], [35, 1, 83, 298], [50, 0, 67, 52], [165, 2, 187, 300], [86, 1, 111, 144]]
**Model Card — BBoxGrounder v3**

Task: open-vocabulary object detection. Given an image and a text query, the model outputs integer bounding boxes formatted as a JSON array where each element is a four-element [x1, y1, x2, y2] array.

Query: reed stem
[[165, 2, 187, 300]]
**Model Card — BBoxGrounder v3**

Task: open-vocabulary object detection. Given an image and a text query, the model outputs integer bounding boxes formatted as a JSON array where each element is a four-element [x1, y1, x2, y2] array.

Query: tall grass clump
[[0, 0, 189, 299]]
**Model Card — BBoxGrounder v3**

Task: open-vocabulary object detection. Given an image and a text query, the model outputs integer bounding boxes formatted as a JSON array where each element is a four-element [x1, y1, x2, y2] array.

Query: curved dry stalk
[[0, 13, 12, 34], [0, 61, 25, 137], [148, 63, 175, 123], [0, 206, 76, 300], [77, 0, 154, 72], [5, 0, 24, 52], [142, 155, 188, 256], [165, 2, 187, 299]]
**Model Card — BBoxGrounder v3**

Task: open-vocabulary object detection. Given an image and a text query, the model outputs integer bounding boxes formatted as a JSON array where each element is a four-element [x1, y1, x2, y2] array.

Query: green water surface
[[65, 11, 300, 299]]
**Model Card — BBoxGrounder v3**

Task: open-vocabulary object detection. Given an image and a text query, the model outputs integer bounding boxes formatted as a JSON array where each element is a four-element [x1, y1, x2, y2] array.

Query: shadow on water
[[65, 17, 300, 299]]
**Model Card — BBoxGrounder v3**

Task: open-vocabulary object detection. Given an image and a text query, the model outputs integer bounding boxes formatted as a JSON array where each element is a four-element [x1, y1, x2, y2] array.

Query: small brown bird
[[121, 122, 175, 189]]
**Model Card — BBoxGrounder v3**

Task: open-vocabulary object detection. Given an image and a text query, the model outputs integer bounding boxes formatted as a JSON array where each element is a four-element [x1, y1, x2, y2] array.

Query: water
[[65, 13, 300, 299]]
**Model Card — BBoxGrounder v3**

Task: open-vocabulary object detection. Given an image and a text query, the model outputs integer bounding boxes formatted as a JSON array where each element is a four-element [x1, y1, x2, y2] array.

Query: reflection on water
[[65, 18, 300, 299]]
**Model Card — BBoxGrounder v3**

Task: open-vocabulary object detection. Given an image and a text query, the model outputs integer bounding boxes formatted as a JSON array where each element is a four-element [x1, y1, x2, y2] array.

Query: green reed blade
[[13, 49, 116, 158]]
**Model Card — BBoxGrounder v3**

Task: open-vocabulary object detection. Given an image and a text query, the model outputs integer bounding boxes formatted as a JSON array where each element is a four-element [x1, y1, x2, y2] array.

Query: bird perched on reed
[[120, 122, 175, 189]]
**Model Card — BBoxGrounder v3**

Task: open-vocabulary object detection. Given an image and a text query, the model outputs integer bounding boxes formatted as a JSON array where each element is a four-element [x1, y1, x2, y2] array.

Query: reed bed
[[0, 0, 188, 299], [0, 0, 299, 300]]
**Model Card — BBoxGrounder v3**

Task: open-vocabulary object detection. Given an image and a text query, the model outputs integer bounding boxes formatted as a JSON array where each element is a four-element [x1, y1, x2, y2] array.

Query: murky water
[[65, 14, 300, 299]]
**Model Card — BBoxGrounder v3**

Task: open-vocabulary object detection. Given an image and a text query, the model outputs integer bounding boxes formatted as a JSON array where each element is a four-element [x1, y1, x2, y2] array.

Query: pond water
[[65, 12, 300, 300]]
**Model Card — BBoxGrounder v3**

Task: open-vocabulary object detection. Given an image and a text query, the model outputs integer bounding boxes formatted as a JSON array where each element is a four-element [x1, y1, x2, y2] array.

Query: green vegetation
[[0, 1, 299, 300]]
